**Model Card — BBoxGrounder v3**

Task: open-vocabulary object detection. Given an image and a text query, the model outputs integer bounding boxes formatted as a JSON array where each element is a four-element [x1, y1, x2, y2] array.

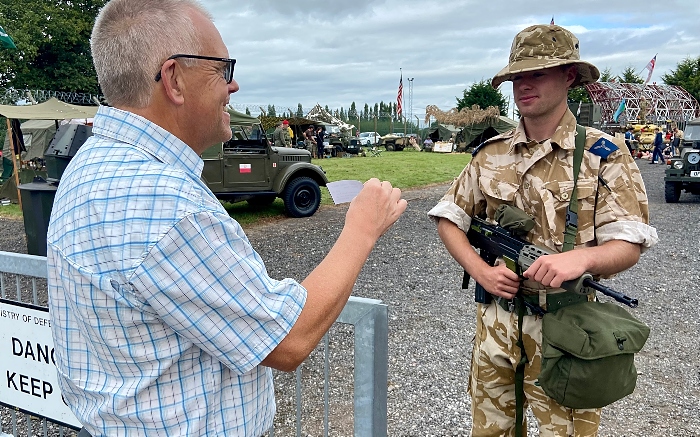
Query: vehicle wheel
[[664, 181, 681, 203], [247, 195, 276, 208], [283, 177, 321, 218], [385, 143, 395, 152]]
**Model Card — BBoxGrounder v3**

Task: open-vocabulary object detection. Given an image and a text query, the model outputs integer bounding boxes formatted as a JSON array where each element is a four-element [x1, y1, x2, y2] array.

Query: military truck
[[201, 109, 328, 217], [663, 117, 700, 203]]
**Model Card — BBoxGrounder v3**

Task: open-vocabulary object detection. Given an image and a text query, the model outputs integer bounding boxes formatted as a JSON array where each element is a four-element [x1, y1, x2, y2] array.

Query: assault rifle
[[463, 216, 639, 308]]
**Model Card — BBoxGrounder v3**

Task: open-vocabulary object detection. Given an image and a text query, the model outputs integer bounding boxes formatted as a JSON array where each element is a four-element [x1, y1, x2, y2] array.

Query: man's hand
[[522, 250, 587, 288], [522, 240, 641, 288], [477, 263, 520, 300], [345, 178, 407, 241]]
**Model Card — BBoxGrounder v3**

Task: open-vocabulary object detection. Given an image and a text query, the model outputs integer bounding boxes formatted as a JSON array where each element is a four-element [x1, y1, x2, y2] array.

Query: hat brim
[[491, 59, 600, 89]]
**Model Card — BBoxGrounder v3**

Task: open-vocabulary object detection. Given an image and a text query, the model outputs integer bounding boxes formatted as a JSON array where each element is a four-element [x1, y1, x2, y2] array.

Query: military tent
[[2, 119, 57, 162], [456, 116, 518, 152], [423, 124, 461, 142]]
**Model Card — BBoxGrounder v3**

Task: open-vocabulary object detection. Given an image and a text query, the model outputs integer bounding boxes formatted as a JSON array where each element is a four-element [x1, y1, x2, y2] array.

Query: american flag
[[643, 55, 657, 85], [397, 73, 403, 119]]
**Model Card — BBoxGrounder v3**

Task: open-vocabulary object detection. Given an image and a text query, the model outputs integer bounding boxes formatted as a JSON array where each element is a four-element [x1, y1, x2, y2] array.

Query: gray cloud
[[204, 0, 700, 120]]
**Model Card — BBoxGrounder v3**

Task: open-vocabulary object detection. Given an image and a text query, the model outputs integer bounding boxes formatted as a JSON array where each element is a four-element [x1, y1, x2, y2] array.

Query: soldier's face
[[512, 66, 575, 121]]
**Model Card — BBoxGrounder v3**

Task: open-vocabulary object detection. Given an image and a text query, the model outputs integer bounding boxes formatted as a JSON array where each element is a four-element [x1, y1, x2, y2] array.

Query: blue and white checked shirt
[[47, 106, 307, 436]]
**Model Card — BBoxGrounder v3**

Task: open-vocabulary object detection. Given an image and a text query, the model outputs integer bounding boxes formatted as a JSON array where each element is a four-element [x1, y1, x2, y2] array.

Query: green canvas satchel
[[539, 301, 650, 409]]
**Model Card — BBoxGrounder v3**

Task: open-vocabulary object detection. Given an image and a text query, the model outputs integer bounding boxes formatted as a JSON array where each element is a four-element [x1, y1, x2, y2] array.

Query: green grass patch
[[1, 151, 471, 226], [226, 151, 472, 225], [0, 203, 22, 220]]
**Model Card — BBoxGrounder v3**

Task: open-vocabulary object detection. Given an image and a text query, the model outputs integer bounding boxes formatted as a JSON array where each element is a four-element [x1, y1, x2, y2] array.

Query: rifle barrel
[[583, 278, 638, 308]]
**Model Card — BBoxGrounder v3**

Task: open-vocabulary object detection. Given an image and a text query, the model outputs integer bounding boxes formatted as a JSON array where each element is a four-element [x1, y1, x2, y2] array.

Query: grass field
[[0, 150, 472, 225]]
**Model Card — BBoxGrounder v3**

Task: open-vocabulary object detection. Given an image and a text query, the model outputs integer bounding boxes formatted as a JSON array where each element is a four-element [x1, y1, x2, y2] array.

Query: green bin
[[18, 180, 57, 256]]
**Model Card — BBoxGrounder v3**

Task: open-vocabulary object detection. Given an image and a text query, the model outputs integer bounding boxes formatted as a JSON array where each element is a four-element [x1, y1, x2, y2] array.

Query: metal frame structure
[[586, 82, 700, 126], [1, 251, 389, 437]]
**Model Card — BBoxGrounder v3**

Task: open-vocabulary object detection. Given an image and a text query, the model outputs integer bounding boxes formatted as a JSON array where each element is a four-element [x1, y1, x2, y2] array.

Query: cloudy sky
[[202, 0, 700, 125]]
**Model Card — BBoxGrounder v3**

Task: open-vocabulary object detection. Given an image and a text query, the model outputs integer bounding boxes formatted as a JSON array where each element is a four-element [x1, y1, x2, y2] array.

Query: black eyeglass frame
[[154, 54, 236, 83]]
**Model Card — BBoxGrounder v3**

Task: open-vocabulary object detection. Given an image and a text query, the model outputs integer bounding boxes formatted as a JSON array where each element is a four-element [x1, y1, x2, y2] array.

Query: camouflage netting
[[425, 104, 500, 127]]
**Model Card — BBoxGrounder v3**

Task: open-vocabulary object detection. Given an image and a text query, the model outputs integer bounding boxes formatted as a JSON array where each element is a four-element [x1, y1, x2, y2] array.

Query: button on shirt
[[47, 106, 307, 436]]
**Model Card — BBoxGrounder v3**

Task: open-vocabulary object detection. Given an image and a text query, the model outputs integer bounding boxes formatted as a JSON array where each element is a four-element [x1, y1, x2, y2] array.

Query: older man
[[429, 24, 657, 436], [46, 1, 406, 436]]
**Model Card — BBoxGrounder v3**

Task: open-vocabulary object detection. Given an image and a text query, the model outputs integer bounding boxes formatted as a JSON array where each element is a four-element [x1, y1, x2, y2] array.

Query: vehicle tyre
[[664, 181, 681, 203], [247, 195, 277, 208], [283, 176, 321, 218], [385, 143, 395, 152]]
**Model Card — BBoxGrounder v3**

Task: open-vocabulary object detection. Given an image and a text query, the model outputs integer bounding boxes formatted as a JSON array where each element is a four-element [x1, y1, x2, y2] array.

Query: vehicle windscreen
[[684, 124, 700, 142]]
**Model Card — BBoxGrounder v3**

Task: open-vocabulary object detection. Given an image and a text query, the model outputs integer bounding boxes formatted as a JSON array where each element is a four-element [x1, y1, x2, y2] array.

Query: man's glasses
[[154, 54, 236, 83]]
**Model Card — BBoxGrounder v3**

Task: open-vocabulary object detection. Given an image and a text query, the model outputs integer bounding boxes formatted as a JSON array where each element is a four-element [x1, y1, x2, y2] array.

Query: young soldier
[[429, 24, 658, 436]]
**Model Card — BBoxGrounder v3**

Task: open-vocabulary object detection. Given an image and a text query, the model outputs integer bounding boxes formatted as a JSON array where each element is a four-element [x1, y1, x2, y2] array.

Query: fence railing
[[0, 250, 388, 437]]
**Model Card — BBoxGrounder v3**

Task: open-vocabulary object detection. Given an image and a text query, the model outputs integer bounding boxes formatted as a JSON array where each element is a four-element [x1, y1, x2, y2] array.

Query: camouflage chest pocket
[[478, 176, 519, 216], [542, 178, 598, 245]]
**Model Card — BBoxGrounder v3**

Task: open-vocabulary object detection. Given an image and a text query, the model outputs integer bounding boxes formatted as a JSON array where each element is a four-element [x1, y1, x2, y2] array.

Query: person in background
[[429, 23, 657, 436], [304, 124, 316, 157], [315, 126, 325, 159], [624, 126, 635, 156], [284, 119, 293, 147], [46, 1, 407, 435], [273, 120, 287, 147], [672, 126, 684, 156], [650, 127, 665, 164]]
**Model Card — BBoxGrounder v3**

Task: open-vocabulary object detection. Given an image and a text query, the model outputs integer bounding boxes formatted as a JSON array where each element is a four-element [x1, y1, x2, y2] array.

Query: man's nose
[[228, 79, 240, 94]]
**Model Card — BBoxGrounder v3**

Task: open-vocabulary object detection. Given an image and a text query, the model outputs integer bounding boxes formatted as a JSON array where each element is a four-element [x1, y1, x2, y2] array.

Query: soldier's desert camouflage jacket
[[429, 109, 658, 260]]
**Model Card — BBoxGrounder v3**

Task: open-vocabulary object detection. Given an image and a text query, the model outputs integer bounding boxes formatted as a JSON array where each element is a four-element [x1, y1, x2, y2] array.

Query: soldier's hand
[[345, 178, 407, 241], [523, 250, 587, 289], [479, 263, 520, 299]]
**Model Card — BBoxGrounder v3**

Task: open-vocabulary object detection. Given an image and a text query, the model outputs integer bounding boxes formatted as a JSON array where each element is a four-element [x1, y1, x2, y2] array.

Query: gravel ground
[[1, 159, 698, 436]]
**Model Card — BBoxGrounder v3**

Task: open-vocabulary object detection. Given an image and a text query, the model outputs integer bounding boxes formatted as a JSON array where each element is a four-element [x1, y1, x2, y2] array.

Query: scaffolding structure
[[585, 82, 700, 126]]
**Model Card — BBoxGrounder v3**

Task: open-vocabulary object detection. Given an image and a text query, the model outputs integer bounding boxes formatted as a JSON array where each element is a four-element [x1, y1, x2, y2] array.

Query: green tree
[[599, 67, 616, 82], [0, 0, 107, 93], [267, 105, 276, 117], [245, 107, 251, 115], [662, 56, 700, 104], [295, 103, 303, 117], [620, 66, 643, 84], [567, 87, 591, 104], [348, 102, 357, 118], [456, 79, 508, 116]]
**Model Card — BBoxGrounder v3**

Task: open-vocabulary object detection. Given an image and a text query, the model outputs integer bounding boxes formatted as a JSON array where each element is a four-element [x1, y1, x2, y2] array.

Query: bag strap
[[563, 125, 586, 252]]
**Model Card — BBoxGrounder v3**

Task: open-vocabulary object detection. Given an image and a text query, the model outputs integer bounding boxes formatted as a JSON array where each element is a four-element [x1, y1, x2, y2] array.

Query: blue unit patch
[[589, 138, 619, 160]]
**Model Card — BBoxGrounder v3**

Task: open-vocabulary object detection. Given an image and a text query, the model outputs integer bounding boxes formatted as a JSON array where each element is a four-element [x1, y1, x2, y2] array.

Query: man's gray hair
[[91, 0, 213, 108]]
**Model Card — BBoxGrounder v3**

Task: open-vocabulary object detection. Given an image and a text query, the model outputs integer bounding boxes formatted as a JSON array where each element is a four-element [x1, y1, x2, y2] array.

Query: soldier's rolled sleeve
[[595, 151, 658, 252], [427, 163, 483, 232]]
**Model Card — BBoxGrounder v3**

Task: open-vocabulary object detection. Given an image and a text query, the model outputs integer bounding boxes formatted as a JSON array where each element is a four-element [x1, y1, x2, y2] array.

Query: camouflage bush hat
[[491, 24, 600, 89]]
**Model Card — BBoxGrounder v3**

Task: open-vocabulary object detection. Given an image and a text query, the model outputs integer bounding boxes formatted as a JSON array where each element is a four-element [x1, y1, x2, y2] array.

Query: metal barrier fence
[[0, 251, 388, 437]]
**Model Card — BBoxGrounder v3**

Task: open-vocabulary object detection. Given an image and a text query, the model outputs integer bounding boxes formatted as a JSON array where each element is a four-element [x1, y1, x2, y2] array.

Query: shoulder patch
[[589, 137, 619, 160]]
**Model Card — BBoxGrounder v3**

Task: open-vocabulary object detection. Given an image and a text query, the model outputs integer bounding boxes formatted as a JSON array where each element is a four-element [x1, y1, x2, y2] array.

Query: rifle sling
[[515, 125, 586, 437]]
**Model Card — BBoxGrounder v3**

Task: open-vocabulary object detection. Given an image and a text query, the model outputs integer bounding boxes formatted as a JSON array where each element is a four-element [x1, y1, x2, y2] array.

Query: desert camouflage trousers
[[469, 302, 601, 437]]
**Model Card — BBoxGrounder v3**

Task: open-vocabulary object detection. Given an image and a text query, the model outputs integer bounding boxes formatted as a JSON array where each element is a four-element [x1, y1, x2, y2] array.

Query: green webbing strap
[[514, 125, 586, 437], [514, 295, 528, 437], [563, 125, 587, 252]]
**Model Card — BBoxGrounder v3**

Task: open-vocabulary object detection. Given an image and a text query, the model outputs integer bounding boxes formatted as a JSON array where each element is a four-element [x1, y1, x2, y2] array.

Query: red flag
[[550, 17, 554, 25], [644, 54, 656, 85], [397, 73, 403, 119]]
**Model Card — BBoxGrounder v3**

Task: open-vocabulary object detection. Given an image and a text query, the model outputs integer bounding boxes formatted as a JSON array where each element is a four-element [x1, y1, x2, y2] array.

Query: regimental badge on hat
[[491, 24, 600, 89]]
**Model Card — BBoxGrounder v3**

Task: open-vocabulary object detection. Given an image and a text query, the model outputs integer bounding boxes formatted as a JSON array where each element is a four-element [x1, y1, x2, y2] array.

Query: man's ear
[[158, 59, 185, 106], [565, 65, 578, 87]]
